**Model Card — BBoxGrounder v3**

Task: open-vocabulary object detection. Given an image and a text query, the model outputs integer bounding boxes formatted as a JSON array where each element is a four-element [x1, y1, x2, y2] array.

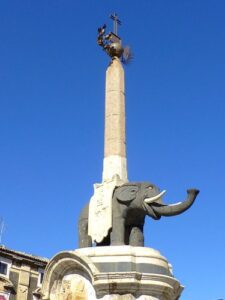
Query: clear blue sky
[[0, 1, 225, 299]]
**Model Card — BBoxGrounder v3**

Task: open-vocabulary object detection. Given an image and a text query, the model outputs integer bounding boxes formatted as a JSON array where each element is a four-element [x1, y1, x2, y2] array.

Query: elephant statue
[[78, 182, 199, 248]]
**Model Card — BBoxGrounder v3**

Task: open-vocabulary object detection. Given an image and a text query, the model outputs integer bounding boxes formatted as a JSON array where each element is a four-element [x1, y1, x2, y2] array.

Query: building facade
[[0, 246, 48, 300]]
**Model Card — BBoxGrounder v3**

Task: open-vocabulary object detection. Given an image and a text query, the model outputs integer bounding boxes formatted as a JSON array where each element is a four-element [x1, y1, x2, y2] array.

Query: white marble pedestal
[[41, 246, 183, 300]]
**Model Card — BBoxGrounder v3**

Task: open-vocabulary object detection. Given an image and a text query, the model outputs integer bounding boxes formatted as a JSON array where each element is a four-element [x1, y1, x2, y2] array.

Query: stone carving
[[58, 275, 96, 300], [0, 281, 4, 293], [79, 182, 199, 247], [0, 275, 15, 297], [50, 273, 163, 300]]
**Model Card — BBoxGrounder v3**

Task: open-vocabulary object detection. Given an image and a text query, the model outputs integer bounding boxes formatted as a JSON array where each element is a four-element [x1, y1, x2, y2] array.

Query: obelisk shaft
[[102, 57, 128, 182]]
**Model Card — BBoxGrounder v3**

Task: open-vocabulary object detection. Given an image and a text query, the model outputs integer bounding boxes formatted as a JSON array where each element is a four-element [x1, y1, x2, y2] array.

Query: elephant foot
[[129, 227, 144, 247], [110, 241, 125, 246], [78, 220, 92, 248], [110, 231, 125, 246], [79, 236, 92, 248]]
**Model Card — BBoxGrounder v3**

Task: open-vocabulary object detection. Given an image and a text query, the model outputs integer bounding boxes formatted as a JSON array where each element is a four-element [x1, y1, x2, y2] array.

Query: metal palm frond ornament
[[97, 13, 133, 64]]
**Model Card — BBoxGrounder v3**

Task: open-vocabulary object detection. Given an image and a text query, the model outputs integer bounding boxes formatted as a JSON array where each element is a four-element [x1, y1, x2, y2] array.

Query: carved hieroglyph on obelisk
[[102, 56, 127, 182], [88, 14, 132, 243]]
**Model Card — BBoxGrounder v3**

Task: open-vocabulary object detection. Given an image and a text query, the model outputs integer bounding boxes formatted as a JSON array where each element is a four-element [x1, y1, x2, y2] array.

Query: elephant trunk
[[152, 189, 199, 217]]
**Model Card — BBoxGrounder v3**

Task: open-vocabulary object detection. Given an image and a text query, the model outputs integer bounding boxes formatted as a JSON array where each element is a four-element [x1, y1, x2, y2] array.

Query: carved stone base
[[41, 246, 183, 300]]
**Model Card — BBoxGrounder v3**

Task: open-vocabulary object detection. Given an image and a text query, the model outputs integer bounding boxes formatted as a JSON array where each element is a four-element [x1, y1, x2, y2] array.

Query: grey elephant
[[78, 182, 199, 248]]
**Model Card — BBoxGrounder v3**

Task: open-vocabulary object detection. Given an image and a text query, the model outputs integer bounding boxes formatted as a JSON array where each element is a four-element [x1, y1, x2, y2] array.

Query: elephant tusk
[[169, 202, 182, 206], [144, 190, 166, 204]]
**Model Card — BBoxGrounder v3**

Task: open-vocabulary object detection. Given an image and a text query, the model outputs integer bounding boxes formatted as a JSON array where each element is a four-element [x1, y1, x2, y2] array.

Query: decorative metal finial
[[97, 14, 132, 64]]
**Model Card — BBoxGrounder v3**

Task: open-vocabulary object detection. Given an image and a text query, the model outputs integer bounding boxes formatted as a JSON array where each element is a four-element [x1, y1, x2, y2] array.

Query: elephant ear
[[116, 185, 139, 203]]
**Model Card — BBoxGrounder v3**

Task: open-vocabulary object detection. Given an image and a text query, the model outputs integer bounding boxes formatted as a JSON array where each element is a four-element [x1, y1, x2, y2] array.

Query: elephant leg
[[125, 225, 132, 245], [110, 217, 125, 246], [78, 204, 92, 248], [78, 219, 92, 248], [129, 226, 144, 247]]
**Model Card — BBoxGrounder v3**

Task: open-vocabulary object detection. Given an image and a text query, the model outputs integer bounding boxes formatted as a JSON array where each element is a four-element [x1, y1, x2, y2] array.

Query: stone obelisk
[[102, 57, 127, 182]]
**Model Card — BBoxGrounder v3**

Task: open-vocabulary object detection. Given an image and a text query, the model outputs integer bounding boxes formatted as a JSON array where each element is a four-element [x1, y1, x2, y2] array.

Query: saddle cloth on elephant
[[88, 178, 125, 243]]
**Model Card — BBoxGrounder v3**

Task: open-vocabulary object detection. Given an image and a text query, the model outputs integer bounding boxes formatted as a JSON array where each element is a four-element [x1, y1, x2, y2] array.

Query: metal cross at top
[[110, 13, 121, 36]]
